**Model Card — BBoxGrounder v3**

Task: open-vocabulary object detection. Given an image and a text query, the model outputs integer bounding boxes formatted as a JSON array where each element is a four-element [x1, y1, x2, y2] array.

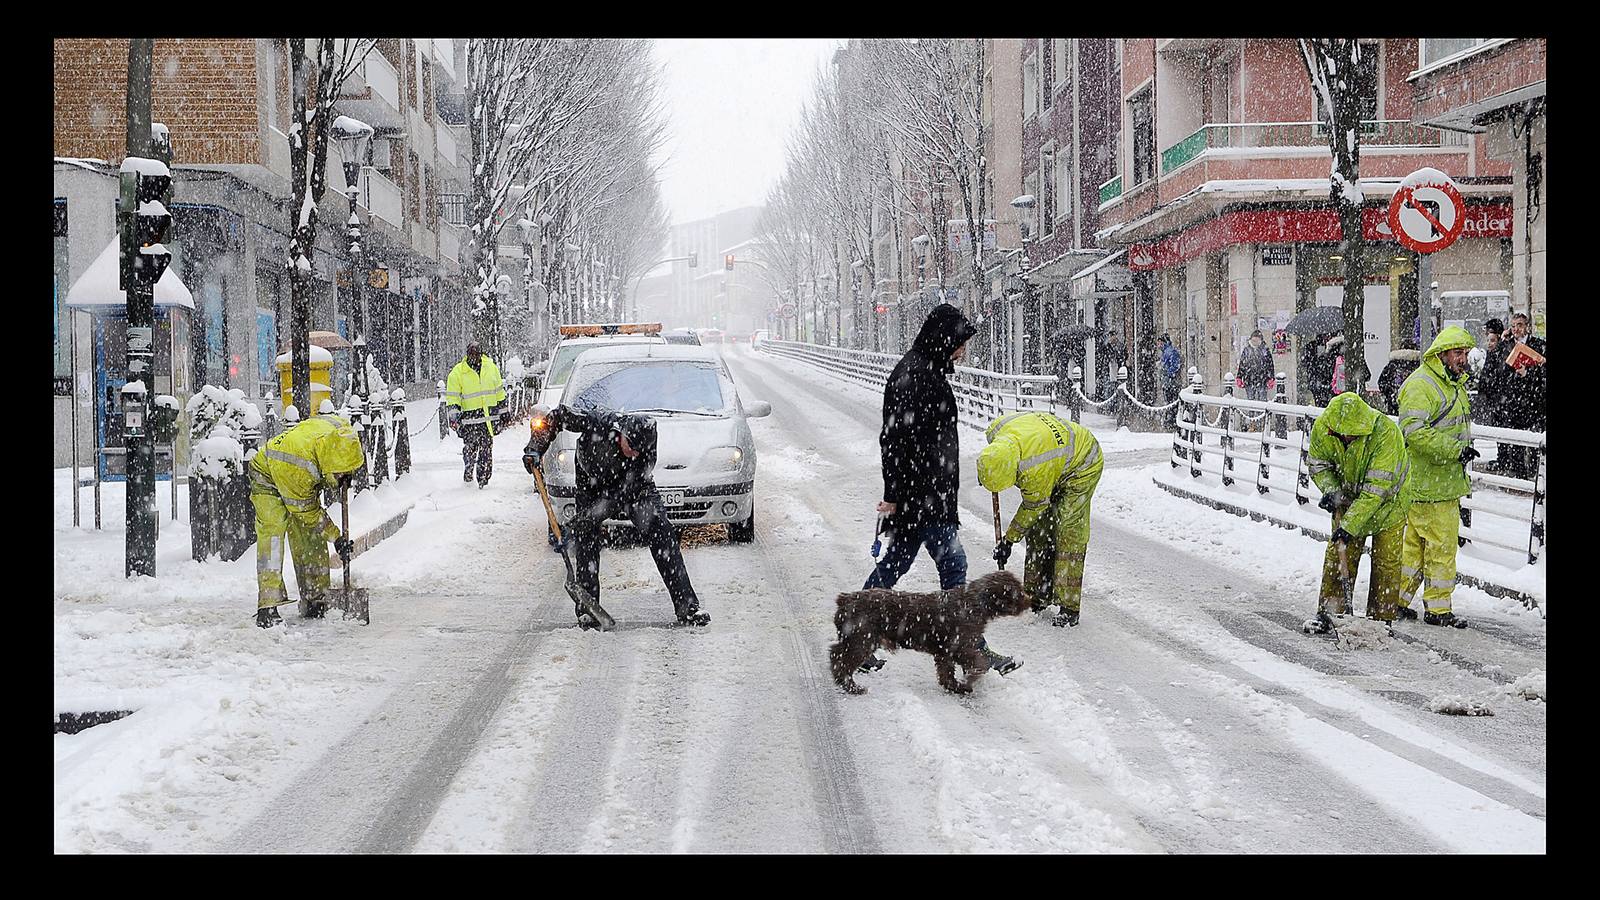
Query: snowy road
[[54, 344, 1545, 854]]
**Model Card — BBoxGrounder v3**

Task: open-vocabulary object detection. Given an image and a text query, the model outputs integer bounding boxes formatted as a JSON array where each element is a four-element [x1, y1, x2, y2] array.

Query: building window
[[1053, 39, 1070, 92], [1023, 53, 1039, 119], [1130, 87, 1154, 186], [1023, 171, 1040, 240], [263, 40, 284, 133], [1042, 42, 1053, 110], [1314, 42, 1380, 125], [1041, 146, 1055, 238], [1054, 145, 1071, 231], [1420, 38, 1497, 68]]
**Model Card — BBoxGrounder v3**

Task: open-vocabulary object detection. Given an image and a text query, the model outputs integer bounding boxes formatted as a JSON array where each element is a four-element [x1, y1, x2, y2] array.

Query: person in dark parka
[[860, 303, 1019, 674]]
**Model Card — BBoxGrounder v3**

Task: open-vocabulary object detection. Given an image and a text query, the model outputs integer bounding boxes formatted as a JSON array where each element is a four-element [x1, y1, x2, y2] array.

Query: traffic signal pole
[[122, 39, 159, 577]]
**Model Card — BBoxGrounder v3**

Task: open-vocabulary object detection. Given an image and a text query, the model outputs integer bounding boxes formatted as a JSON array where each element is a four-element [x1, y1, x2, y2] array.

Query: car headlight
[[555, 449, 572, 469], [703, 446, 744, 471]]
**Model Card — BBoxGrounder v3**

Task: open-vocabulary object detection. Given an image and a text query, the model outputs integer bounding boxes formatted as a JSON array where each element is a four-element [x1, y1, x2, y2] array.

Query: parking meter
[[120, 382, 148, 439]]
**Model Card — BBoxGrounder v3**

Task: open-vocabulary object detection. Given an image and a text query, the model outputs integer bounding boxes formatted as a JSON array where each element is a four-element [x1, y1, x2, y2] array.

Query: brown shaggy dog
[[829, 570, 1030, 695]]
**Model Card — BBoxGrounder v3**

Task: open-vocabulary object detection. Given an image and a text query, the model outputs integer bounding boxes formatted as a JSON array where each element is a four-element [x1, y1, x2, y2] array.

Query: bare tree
[[286, 38, 375, 418], [1301, 38, 1374, 393]]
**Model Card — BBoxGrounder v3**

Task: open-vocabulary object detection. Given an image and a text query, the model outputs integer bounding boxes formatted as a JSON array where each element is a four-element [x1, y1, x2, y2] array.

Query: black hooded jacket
[[532, 404, 659, 502], [879, 303, 977, 530]]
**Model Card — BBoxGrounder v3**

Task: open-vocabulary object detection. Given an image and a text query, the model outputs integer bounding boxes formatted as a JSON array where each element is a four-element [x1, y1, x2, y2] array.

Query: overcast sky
[[652, 39, 843, 227]]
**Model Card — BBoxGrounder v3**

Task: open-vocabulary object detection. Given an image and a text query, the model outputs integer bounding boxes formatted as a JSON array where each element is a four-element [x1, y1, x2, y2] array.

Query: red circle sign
[[1387, 180, 1466, 254]]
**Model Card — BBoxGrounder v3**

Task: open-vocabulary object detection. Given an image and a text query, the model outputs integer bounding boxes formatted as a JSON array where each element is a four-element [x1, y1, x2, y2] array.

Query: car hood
[[653, 416, 741, 470]]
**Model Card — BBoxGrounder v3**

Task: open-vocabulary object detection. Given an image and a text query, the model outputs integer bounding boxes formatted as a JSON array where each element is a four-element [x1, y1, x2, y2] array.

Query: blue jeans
[[863, 522, 968, 591]]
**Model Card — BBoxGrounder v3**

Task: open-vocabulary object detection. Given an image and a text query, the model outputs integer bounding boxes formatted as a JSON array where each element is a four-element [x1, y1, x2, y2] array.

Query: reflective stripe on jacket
[[1397, 326, 1474, 502], [979, 411, 1103, 542], [1308, 393, 1412, 538]]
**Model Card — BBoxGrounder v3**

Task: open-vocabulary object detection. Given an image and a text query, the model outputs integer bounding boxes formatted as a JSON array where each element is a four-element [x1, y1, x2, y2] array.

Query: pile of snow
[[503, 355, 526, 382], [1332, 617, 1395, 651], [1425, 694, 1496, 717], [1507, 668, 1546, 703], [186, 386, 263, 477]]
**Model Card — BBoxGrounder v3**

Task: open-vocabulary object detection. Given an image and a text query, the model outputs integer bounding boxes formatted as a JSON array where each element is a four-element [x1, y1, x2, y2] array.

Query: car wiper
[[631, 407, 723, 417]]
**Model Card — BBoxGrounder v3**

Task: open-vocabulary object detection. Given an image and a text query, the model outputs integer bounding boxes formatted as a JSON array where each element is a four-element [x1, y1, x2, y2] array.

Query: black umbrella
[[1284, 306, 1344, 336], [1054, 323, 1097, 345]]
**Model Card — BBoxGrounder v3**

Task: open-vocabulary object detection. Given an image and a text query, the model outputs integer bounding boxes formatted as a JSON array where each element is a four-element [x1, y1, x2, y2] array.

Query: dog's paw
[[942, 682, 974, 695], [841, 681, 867, 695]]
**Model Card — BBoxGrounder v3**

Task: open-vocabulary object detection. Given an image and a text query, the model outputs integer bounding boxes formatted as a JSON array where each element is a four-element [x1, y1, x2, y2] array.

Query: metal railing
[[1161, 120, 1471, 174], [1170, 373, 1546, 566], [760, 340, 1059, 431]]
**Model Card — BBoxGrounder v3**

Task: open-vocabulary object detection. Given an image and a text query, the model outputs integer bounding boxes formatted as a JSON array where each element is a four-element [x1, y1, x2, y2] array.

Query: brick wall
[[54, 38, 262, 165]]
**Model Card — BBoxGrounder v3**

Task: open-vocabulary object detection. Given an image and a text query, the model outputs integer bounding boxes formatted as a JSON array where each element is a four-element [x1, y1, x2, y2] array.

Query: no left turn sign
[[1387, 168, 1466, 254]]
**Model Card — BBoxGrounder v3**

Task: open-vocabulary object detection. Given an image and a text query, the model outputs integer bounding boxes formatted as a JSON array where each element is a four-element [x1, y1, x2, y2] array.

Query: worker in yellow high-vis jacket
[[976, 411, 1103, 628], [445, 340, 506, 488], [1395, 326, 1477, 628], [248, 413, 365, 628]]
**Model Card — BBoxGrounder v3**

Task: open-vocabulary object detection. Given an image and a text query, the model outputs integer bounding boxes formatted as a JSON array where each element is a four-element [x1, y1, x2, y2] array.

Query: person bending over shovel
[[249, 413, 364, 628], [524, 404, 710, 629], [1303, 393, 1413, 635]]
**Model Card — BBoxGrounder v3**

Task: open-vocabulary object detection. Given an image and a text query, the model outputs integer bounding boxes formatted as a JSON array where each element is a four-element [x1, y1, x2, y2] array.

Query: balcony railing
[[439, 192, 468, 228], [438, 222, 462, 263], [362, 52, 400, 111], [435, 120, 458, 167], [1160, 120, 1469, 175], [361, 166, 403, 228], [1098, 174, 1123, 206]]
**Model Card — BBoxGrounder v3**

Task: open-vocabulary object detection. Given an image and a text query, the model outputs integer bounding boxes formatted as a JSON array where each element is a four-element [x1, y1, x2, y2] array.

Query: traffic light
[[725, 254, 735, 271], [119, 160, 173, 288]]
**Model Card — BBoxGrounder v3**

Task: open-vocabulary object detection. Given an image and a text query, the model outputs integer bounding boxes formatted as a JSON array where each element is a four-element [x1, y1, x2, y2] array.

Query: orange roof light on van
[[558, 323, 663, 337]]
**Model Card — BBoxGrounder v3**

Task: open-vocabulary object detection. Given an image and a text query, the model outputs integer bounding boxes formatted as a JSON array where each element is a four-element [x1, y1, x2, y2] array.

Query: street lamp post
[[333, 115, 376, 489], [1010, 195, 1037, 376]]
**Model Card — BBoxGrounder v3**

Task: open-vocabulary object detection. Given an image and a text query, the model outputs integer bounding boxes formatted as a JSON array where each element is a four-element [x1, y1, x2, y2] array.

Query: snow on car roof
[[573, 344, 722, 365]]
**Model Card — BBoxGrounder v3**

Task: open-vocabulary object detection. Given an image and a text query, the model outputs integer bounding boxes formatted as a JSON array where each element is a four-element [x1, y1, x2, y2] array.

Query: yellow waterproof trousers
[[251, 489, 332, 610], [1021, 463, 1104, 614], [1320, 519, 1405, 621], [1400, 500, 1459, 615]]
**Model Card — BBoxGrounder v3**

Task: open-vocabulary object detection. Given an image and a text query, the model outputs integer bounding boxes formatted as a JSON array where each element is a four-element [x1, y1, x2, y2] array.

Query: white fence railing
[[1168, 374, 1546, 566], [760, 340, 1060, 430]]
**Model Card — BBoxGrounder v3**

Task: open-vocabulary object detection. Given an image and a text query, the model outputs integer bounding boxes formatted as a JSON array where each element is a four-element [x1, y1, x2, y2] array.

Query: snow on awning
[[65, 240, 194, 310]]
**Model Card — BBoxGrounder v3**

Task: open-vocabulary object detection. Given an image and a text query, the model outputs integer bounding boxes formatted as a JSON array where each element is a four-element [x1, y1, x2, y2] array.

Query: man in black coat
[[861, 303, 1019, 675], [524, 404, 709, 627], [1498, 312, 1548, 478]]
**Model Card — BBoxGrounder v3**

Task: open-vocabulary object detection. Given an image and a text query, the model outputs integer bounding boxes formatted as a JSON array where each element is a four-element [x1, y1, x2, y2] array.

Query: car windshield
[[570, 361, 728, 415], [548, 340, 654, 386]]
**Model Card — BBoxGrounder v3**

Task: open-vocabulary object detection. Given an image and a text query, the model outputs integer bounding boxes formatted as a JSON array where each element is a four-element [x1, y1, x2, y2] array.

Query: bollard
[[437, 379, 449, 439], [1070, 365, 1083, 424], [348, 394, 370, 494], [1294, 412, 1312, 504], [218, 423, 259, 562], [1220, 371, 1235, 486], [263, 390, 278, 439], [391, 388, 411, 477], [1115, 366, 1129, 430], [371, 396, 390, 484], [1273, 372, 1288, 440], [1187, 367, 1203, 478]]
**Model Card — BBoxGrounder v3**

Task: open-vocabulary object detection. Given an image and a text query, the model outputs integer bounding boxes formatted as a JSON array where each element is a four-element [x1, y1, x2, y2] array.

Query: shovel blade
[[564, 582, 615, 631], [333, 587, 370, 625]]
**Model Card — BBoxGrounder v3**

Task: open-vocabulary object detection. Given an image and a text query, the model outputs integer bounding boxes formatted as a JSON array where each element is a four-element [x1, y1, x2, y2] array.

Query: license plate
[[659, 490, 685, 508]]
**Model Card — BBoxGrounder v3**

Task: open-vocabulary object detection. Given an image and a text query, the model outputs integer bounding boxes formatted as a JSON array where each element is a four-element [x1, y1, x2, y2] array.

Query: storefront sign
[[1128, 204, 1513, 271], [1261, 246, 1293, 266]]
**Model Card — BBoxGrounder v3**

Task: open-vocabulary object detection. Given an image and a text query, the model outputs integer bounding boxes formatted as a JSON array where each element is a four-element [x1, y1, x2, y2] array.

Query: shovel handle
[[341, 481, 352, 595], [991, 493, 1003, 543], [533, 465, 564, 543]]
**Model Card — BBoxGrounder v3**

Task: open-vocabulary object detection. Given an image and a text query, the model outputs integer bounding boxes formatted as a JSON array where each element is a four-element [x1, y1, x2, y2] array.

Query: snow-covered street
[[54, 343, 1546, 854]]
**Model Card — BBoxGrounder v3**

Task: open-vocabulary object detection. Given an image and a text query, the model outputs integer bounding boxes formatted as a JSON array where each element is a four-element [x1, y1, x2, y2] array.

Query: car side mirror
[[744, 400, 772, 418]]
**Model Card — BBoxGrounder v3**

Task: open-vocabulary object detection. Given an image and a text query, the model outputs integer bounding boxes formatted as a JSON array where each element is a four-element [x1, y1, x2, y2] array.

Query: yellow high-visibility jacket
[[977, 411, 1103, 542], [248, 415, 364, 537], [446, 355, 507, 434]]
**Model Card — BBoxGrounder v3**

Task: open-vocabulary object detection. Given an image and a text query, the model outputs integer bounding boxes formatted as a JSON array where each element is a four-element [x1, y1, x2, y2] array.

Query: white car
[[536, 330, 667, 411], [542, 344, 772, 541]]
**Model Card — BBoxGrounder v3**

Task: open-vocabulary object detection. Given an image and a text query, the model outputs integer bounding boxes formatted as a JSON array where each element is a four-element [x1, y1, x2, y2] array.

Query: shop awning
[[65, 239, 194, 309]]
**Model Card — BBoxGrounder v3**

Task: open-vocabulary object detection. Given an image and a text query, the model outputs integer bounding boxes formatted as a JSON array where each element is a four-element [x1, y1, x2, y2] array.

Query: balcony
[[360, 166, 403, 229], [1098, 174, 1123, 207], [1161, 120, 1471, 175], [434, 120, 459, 169], [438, 221, 462, 263], [339, 51, 403, 130]]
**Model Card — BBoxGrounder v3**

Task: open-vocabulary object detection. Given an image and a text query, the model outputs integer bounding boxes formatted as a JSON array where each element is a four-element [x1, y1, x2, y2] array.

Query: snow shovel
[[992, 493, 1006, 570], [532, 463, 615, 631], [333, 481, 369, 625]]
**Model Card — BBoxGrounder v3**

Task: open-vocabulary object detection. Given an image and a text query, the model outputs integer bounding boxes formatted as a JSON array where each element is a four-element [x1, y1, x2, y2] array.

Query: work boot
[[983, 647, 1023, 676], [1051, 609, 1080, 628], [575, 611, 601, 630], [463, 467, 474, 483], [675, 610, 711, 627], [857, 654, 887, 673], [1395, 605, 1418, 621], [255, 607, 282, 629], [1303, 610, 1336, 635], [1423, 610, 1468, 629]]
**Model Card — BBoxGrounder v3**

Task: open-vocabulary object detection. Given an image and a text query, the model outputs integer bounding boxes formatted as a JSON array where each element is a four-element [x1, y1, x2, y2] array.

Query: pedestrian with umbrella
[[1285, 307, 1344, 407]]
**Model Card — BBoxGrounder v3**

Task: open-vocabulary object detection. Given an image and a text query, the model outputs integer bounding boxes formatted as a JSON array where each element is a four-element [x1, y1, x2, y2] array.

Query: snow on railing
[[1173, 380, 1546, 566], [759, 340, 1059, 430]]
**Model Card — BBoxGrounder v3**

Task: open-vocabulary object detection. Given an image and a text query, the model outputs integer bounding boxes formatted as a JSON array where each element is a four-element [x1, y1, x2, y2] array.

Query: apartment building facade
[[53, 38, 470, 469], [1096, 39, 1516, 403]]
